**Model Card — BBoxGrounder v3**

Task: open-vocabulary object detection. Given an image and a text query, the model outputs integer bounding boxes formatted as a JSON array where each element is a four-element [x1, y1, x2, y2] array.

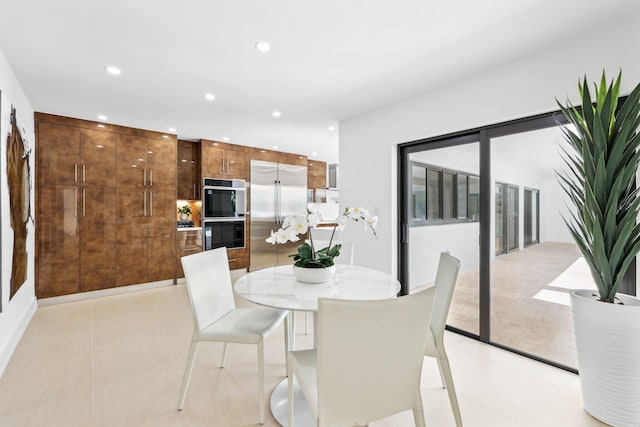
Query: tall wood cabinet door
[[148, 189, 176, 282], [80, 187, 117, 292], [177, 141, 194, 199], [80, 129, 116, 187], [117, 134, 148, 188], [147, 137, 177, 189], [225, 148, 246, 179], [201, 144, 224, 178], [37, 185, 80, 298], [37, 122, 80, 187], [116, 188, 148, 286]]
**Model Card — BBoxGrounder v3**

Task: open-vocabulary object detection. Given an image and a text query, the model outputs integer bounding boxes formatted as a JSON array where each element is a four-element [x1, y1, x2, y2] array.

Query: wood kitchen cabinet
[[201, 139, 246, 179], [35, 113, 176, 298], [36, 117, 117, 298], [116, 133, 176, 287], [307, 160, 327, 190], [177, 140, 201, 200], [175, 229, 203, 278]]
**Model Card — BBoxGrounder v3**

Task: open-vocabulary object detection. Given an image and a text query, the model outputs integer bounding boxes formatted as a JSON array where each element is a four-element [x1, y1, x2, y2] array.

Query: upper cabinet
[[177, 140, 201, 200], [307, 160, 327, 190], [201, 139, 246, 179]]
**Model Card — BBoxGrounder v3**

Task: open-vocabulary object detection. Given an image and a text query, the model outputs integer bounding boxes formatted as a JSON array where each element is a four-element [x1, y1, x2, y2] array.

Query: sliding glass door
[[401, 135, 482, 337], [399, 111, 636, 371]]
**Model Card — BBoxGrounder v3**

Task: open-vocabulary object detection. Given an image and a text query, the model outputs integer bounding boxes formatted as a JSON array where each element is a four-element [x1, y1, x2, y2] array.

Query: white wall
[[0, 48, 37, 376], [339, 17, 640, 279]]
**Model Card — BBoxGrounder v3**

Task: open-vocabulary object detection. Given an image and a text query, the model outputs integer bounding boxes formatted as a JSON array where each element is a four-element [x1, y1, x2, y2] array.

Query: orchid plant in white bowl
[[266, 207, 378, 269]]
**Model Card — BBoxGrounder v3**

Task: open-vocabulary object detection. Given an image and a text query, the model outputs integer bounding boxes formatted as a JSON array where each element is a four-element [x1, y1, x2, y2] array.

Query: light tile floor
[[0, 279, 606, 426]]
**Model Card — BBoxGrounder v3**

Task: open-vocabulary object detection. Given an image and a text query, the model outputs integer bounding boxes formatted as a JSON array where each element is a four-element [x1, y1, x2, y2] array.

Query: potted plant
[[177, 204, 192, 220], [266, 207, 378, 283], [557, 71, 640, 426]]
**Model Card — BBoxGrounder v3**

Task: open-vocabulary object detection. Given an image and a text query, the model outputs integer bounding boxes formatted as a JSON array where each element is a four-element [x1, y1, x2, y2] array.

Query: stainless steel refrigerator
[[250, 160, 308, 270]]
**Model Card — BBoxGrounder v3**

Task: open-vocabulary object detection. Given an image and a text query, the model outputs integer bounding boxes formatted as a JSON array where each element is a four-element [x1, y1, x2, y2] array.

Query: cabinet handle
[[150, 170, 153, 186], [82, 188, 86, 217], [74, 163, 78, 183], [75, 188, 78, 217], [150, 191, 153, 217], [82, 164, 86, 183], [193, 184, 196, 199], [144, 169, 147, 186], [143, 191, 147, 217], [221, 158, 225, 173]]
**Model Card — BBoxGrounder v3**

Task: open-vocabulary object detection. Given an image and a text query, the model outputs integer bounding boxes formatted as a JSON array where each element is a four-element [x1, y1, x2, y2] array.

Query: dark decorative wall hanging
[[6, 104, 32, 300]]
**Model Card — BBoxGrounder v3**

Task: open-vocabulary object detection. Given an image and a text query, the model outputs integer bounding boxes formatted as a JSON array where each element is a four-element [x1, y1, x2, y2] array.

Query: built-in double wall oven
[[202, 178, 246, 250]]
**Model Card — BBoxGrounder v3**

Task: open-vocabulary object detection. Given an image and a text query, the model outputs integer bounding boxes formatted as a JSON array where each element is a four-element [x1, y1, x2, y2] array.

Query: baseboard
[[37, 279, 176, 307], [0, 297, 37, 377]]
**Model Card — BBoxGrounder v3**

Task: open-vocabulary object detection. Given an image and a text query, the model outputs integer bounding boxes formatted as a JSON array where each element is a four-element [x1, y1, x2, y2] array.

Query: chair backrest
[[181, 247, 235, 332], [312, 239, 354, 266], [429, 252, 461, 347], [316, 287, 436, 426]]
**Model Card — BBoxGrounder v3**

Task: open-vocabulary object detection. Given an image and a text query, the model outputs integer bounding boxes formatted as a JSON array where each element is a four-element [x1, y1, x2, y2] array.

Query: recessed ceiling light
[[312, 152, 318, 157], [204, 93, 216, 101], [105, 66, 121, 75], [328, 126, 336, 131], [97, 114, 108, 121], [222, 136, 230, 141], [272, 111, 281, 118], [168, 127, 177, 133], [255, 41, 271, 52], [273, 145, 279, 150]]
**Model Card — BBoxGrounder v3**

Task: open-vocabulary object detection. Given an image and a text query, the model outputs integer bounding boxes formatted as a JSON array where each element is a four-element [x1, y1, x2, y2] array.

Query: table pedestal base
[[270, 377, 315, 427]]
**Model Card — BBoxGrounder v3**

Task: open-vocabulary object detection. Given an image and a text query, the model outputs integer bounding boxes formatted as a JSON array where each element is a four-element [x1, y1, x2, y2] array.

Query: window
[[410, 162, 479, 225]]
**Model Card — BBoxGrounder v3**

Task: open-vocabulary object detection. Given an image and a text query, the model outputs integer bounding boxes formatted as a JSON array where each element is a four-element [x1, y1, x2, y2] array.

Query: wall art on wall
[[6, 103, 32, 301]]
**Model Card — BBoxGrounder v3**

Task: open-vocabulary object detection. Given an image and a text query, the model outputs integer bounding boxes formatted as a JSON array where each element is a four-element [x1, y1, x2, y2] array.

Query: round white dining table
[[234, 264, 401, 427]]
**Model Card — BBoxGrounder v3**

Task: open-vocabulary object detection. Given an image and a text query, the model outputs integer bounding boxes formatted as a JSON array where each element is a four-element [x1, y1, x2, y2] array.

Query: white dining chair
[[288, 286, 437, 427], [303, 239, 354, 335], [425, 251, 463, 427], [177, 247, 289, 425]]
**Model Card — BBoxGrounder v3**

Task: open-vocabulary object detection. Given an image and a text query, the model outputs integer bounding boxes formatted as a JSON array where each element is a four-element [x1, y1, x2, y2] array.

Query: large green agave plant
[[557, 72, 640, 303]]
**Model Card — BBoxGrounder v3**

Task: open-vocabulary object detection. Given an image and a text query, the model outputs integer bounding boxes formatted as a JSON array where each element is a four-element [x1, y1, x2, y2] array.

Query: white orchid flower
[[336, 215, 349, 231], [307, 212, 321, 227], [289, 214, 309, 235], [348, 207, 368, 220], [364, 213, 378, 231]]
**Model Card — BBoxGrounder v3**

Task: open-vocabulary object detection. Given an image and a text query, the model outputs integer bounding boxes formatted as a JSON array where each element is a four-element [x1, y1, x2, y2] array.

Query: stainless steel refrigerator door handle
[[82, 188, 86, 217], [143, 191, 147, 217], [274, 180, 279, 223]]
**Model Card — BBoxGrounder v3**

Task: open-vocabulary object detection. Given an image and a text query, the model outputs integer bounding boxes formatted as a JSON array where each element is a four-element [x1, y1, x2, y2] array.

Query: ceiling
[[1, 0, 638, 164]]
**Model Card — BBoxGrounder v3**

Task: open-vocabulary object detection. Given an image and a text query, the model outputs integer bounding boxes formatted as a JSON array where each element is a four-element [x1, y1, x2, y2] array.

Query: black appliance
[[202, 178, 246, 250], [202, 178, 246, 219]]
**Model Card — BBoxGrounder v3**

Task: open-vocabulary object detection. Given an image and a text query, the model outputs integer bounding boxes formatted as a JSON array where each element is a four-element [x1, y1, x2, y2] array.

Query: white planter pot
[[180, 213, 189, 220], [292, 265, 336, 284], [570, 289, 640, 426]]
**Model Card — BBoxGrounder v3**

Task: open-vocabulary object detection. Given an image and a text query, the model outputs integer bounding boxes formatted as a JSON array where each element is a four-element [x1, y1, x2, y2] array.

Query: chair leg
[[412, 393, 426, 427], [258, 340, 265, 425], [220, 342, 229, 368], [177, 340, 198, 410], [438, 347, 463, 427], [436, 357, 446, 388]]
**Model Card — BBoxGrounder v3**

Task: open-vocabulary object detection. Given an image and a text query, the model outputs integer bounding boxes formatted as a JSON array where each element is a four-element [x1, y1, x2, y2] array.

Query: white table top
[[234, 264, 400, 312]]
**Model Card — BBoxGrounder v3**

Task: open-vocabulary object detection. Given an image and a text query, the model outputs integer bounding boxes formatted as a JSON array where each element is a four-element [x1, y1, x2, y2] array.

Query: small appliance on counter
[[177, 220, 195, 228]]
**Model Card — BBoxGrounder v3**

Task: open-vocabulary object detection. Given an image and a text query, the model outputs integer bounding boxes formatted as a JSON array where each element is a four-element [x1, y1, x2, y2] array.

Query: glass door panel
[[490, 126, 589, 369], [407, 141, 480, 336]]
